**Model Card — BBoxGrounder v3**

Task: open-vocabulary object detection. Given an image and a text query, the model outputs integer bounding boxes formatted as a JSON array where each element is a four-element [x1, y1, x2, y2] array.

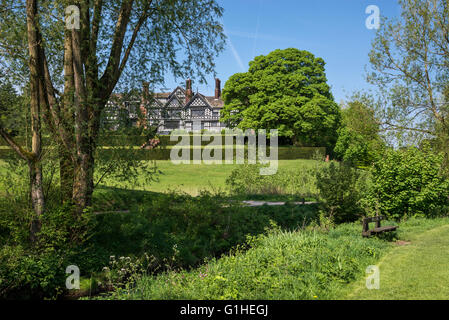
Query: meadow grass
[[97, 222, 390, 300]]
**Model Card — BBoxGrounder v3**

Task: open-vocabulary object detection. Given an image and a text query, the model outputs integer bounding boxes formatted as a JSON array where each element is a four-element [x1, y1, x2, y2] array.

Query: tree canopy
[[368, 0, 449, 149], [220, 48, 341, 149]]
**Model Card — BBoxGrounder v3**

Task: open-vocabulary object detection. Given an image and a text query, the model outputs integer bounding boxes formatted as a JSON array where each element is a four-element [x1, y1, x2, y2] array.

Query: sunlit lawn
[[0, 159, 320, 197], [99, 159, 319, 196], [344, 222, 449, 300]]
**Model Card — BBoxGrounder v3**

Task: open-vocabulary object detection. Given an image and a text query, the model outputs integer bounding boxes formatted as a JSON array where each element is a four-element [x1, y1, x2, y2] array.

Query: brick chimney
[[139, 81, 150, 128], [186, 79, 193, 103], [142, 81, 150, 102], [215, 78, 221, 99]]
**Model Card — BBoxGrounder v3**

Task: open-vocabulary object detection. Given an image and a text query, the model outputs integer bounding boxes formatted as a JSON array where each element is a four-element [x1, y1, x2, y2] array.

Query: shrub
[[316, 162, 364, 224], [0, 162, 94, 299], [0, 205, 94, 299], [366, 146, 449, 220], [226, 163, 319, 200]]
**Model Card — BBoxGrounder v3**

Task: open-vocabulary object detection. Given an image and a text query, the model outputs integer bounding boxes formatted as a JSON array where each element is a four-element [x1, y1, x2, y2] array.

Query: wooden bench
[[362, 216, 398, 237]]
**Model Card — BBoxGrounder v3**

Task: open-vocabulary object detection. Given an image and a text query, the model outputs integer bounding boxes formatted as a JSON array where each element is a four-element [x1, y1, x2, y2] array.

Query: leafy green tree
[[316, 162, 364, 224], [368, 0, 449, 149], [334, 93, 385, 167], [220, 48, 341, 149], [0, 0, 226, 218]]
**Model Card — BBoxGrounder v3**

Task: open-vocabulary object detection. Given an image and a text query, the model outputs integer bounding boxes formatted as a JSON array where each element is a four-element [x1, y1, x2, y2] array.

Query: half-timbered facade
[[146, 79, 226, 134], [103, 79, 227, 134]]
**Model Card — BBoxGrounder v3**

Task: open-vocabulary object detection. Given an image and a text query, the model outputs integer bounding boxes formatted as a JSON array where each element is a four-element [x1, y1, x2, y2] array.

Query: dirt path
[[241, 200, 317, 207]]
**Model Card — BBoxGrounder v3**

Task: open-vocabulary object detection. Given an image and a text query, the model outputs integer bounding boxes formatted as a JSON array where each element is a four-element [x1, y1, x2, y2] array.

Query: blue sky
[[164, 0, 402, 104]]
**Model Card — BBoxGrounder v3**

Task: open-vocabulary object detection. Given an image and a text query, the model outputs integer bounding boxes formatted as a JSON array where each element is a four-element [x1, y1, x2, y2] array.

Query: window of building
[[191, 109, 205, 117]]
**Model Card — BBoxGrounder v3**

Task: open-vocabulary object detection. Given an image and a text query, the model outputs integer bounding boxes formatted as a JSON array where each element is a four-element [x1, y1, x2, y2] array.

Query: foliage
[[334, 93, 385, 167], [100, 253, 159, 293], [0, 80, 27, 137], [365, 146, 449, 220], [0, 204, 94, 299], [98, 222, 390, 300], [316, 162, 365, 224], [368, 0, 449, 147], [220, 48, 341, 149], [94, 128, 161, 190], [0, 159, 94, 299]]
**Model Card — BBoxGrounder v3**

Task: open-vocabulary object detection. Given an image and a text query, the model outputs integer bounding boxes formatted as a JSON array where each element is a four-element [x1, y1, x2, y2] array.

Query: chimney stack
[[215, 78, 221, 99], [142, 81, 150, 102], [186, 79, 193, 103]]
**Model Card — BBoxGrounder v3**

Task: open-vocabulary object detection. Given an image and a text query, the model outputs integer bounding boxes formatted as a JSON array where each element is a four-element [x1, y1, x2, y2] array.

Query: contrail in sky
[[223, 26, 245, 72]]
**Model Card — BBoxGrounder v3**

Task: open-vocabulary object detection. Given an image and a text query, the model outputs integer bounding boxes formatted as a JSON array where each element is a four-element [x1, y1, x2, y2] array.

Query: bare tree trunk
[[59, 146, 74, 203], [26, 0, 45, 240], [71, 14, 92, 213], [29, 160, 44, 242]]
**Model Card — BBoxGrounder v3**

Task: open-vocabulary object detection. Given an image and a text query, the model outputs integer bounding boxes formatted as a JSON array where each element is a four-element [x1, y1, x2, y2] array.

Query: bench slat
[[372, 226, 398, 233]]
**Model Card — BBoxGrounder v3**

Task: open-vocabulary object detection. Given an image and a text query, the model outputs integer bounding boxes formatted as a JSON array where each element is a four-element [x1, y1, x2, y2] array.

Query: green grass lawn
[[0, 159, 319, 197], [344, 221, 449, 300], [99, 159, 319, 196]]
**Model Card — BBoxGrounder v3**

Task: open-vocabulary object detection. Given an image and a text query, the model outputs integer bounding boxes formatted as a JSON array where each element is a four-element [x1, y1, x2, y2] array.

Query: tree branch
[[100, 0, 134, 97], [0, 126, 32, 161]]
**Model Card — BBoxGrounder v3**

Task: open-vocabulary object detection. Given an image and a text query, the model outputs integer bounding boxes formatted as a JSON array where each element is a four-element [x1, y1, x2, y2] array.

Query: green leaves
[[367, 146, 449, 220], [221, 48, 341, 148], [334, 94, 385, 167]]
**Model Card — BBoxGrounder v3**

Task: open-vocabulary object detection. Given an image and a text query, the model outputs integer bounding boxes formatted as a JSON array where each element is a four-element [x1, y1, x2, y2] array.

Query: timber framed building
[[103, 79, 227, 134]]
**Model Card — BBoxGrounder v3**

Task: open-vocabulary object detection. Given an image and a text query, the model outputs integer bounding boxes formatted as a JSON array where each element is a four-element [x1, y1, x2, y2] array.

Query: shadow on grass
[[83, 186, 320, 276]]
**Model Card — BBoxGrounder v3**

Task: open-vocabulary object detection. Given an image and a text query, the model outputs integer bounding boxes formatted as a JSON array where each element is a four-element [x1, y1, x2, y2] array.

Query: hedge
[[0, 146, 325, 161], [1, 135, 318, 148]]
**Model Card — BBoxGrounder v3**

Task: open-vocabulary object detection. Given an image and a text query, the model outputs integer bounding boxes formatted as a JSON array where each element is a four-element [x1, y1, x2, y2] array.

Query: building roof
[[152, 88, 224, 109], [204, 96, 225, 108]]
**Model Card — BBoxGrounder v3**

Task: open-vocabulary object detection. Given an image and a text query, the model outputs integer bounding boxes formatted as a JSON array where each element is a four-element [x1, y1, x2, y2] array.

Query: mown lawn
[[0, 159, 319, 197], [99, 159, 319, 196], [344, 220, 449, 300]]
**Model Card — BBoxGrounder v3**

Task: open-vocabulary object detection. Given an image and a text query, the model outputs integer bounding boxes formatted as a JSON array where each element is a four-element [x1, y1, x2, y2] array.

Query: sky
[[162, 0, 402, 104]]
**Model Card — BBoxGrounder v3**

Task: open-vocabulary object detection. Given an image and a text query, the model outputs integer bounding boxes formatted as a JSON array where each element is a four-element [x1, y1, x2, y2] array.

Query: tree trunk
[[26, 0, 45, 240], [59, 146, 74, 203], [29, 159, 44, 242]]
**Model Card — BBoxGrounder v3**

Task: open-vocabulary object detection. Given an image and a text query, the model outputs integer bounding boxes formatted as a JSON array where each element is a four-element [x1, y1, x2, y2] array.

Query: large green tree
[[220, 48, 341, 149], [334, 93, 385, 167], [0, 0, 225, 233]]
